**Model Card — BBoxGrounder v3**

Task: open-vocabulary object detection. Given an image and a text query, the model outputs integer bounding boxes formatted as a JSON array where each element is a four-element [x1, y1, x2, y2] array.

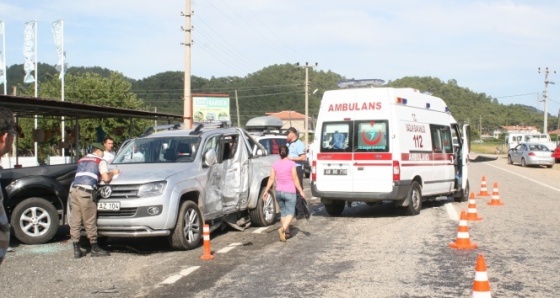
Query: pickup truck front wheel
[[169, 200, 203, 250], [11, 197, 60, 244]]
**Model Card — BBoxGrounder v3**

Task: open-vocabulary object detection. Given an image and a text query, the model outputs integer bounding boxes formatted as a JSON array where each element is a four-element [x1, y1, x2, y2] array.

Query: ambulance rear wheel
[[324, 200, 345, 216], [404, 182, 422, 216], [454, 179, 469, 202]]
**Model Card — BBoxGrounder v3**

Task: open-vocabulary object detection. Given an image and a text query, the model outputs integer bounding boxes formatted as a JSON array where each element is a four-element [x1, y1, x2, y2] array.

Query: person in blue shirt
[[286, 127, 310, 219]]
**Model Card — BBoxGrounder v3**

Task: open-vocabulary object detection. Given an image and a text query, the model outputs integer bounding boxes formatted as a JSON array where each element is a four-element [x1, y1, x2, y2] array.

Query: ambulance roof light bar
[[337, 79, 386, 89], [396, 97, 408, 104]]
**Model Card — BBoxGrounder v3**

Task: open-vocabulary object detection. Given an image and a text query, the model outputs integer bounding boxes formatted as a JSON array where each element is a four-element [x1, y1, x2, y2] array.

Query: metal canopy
[[0, 94, 183, 121]]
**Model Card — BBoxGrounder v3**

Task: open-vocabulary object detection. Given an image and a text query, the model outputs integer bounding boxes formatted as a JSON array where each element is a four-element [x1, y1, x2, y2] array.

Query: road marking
[[445, 202, 459, 221], [217, 242, 243, 254], [158, 266, 200, 286], [483, 163, 560, 193], [252, 227, 268, 234]]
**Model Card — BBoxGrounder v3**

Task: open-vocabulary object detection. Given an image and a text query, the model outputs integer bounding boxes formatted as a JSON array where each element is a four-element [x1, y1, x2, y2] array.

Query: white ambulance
[[311, 87, 470, 216]]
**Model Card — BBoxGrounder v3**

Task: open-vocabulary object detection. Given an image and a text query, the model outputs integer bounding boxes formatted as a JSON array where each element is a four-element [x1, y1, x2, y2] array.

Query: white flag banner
[[51, 19, 66, 80], [23, 21, 36, 84], [0, 21, 6, 85]]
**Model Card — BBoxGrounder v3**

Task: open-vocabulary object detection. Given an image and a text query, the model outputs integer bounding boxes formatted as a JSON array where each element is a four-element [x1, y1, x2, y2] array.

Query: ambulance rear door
[[316, 121, 353, 192]]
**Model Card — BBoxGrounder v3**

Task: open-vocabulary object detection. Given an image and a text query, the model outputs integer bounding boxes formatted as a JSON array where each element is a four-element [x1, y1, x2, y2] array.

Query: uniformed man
[[69, 142, 120, 258], [285, 127, 310, 219], [0, 107, 17, 266]]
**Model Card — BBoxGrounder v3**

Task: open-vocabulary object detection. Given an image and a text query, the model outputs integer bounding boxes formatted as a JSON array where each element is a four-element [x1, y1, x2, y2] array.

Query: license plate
[[324, 168, 348, 175], [97, 202, 120, 211]]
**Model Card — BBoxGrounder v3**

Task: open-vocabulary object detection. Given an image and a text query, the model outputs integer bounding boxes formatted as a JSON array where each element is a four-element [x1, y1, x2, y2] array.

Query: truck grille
[[98, 207, 138, 217], [105, 185, 139, 198]]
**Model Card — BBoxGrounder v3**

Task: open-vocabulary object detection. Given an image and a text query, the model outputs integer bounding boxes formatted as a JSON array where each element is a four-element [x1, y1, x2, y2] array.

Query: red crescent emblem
[[361, 130, 383, 145]]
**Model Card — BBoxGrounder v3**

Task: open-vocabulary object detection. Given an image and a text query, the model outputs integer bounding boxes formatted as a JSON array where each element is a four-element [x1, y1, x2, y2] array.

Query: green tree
[[16, 72, 150, 162]]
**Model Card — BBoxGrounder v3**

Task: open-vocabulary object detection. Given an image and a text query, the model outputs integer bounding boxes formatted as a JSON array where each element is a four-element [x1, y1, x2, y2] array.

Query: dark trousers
[[295, 166, 307, 216]]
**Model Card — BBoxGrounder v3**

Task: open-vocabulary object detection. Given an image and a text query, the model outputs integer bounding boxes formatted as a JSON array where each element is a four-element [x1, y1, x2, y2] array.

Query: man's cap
[[91, 143, 105, 151], [286, 127, 298, 135]]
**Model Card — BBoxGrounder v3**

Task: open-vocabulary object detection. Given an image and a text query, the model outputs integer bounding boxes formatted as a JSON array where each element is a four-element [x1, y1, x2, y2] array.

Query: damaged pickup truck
[[95, 124, 278, 250]]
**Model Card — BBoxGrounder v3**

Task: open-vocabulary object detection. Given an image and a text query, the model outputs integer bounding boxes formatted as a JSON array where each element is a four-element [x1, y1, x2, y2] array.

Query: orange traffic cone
[[449, 210, 478, 250], [200, 224, 215, 260], [477, 176, 490, 196], [487, 182, 504, 206], [472, 254, 492, 298], [466, 194, 482, 221]]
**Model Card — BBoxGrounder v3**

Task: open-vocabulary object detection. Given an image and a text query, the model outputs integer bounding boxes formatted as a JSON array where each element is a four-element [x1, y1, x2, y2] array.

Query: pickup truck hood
[[104, 163, 197, 185]]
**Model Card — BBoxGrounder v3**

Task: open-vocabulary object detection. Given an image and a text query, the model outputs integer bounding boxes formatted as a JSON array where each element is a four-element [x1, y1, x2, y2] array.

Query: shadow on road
[[469, 155, 499, 162]]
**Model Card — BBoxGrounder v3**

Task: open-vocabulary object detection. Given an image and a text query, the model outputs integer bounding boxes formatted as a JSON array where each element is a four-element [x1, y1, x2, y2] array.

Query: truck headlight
[[137, 181, 167, 197]]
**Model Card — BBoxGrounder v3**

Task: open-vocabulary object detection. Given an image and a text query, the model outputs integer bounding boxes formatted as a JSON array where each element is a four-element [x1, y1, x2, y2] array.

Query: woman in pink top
[[263, 145, 305, 241]]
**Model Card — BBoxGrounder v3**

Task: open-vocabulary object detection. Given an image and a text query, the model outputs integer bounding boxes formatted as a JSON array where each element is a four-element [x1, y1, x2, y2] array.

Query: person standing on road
[[285, 127, 309, 219], [0, 108, 17, 267], [69, 143, 120, 258], [263, 145, 305, 241], [102, 137, 116, 163]]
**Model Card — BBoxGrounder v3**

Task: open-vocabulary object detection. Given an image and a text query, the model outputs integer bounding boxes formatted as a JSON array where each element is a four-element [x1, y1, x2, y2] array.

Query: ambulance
[[310, 87, 470, 216]]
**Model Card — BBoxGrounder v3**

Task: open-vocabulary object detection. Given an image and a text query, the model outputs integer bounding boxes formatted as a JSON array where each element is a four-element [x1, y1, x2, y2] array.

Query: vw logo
[[99, 186, 112, 198]]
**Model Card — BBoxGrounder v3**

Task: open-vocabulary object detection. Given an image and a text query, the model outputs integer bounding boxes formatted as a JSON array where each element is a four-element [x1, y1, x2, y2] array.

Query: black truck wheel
[[11, 197, 60, 244]]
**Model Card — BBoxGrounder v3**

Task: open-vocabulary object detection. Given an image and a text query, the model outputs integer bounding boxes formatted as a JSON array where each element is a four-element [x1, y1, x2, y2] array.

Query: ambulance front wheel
[[324, 200, 345, 216], [403, 181, 422, 216]]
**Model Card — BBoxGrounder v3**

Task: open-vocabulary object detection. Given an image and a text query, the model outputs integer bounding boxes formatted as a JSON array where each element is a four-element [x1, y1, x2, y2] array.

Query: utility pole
[[538, 67, 556, 134], [479, 115, 482, 141], [235, 89, 240, 127], [182, 0, 193, 129], [296, 62, 318, 150]]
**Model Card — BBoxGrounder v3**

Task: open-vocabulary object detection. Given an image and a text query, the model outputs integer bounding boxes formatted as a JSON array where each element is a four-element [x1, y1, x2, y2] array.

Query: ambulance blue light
[[445, 107, 450, 112], [426, 103, 431, 109], [396, 97, 408, 104]]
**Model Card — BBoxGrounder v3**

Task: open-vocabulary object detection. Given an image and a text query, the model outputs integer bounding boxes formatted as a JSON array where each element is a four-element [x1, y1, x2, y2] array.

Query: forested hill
[[3, 63, 555, 137]]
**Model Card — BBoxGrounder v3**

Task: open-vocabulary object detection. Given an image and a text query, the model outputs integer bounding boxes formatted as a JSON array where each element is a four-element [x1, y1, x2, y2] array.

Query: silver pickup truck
[[95, 124, 277, 250]]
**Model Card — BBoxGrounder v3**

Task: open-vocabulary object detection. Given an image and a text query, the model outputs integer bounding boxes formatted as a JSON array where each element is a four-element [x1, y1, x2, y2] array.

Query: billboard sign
[[193, 95, 230, 123]]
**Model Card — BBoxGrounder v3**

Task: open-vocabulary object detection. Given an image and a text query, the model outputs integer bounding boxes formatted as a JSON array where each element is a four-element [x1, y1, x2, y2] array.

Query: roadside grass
[[470, 142, 507, 155]]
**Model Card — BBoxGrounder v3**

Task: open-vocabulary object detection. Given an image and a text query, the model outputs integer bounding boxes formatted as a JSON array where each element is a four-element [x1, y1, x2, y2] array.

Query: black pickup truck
[[1, 164, 76, 244]]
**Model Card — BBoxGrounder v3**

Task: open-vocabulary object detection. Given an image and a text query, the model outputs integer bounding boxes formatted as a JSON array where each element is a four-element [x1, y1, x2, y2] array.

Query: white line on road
[[217, 242, 243, 254], [483, 163, 560, 193], [158, 266, 200, 286], [252, 227, 268, 234], [445, 202, 459, 221]]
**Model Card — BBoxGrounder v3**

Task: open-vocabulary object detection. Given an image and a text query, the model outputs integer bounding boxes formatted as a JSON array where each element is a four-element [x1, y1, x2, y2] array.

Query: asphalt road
[[1, 154, 559, 297]]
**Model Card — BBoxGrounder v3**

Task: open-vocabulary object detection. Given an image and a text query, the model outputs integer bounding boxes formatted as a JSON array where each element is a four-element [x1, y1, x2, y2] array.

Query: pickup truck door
[[204, 136, 224, 217], [221, 134, 249, 211]]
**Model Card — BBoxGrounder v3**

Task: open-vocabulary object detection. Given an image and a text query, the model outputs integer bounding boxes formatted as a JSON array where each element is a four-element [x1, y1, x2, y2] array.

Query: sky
[[1, 0, 560, 118]]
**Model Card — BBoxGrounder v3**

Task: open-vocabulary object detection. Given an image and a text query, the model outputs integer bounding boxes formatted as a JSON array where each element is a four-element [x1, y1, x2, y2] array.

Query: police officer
[[285, 127, 309, 219], [69, 142, 120, 258]]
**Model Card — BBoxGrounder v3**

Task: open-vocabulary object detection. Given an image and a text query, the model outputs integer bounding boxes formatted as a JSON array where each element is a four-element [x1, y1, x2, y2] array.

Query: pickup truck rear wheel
[[324, 200, 345, 216], [249, 186, 276, 227], [169, 201, 203, 250], [11, 197, 59, 244]]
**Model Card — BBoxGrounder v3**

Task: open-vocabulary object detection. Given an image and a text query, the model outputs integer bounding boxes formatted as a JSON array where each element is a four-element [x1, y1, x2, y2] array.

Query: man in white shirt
[[102, 137, 116, 163]]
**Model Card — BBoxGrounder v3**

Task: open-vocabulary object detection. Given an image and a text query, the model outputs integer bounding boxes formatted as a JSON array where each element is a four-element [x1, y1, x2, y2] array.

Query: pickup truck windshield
[[112, 137, 200, 164]]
